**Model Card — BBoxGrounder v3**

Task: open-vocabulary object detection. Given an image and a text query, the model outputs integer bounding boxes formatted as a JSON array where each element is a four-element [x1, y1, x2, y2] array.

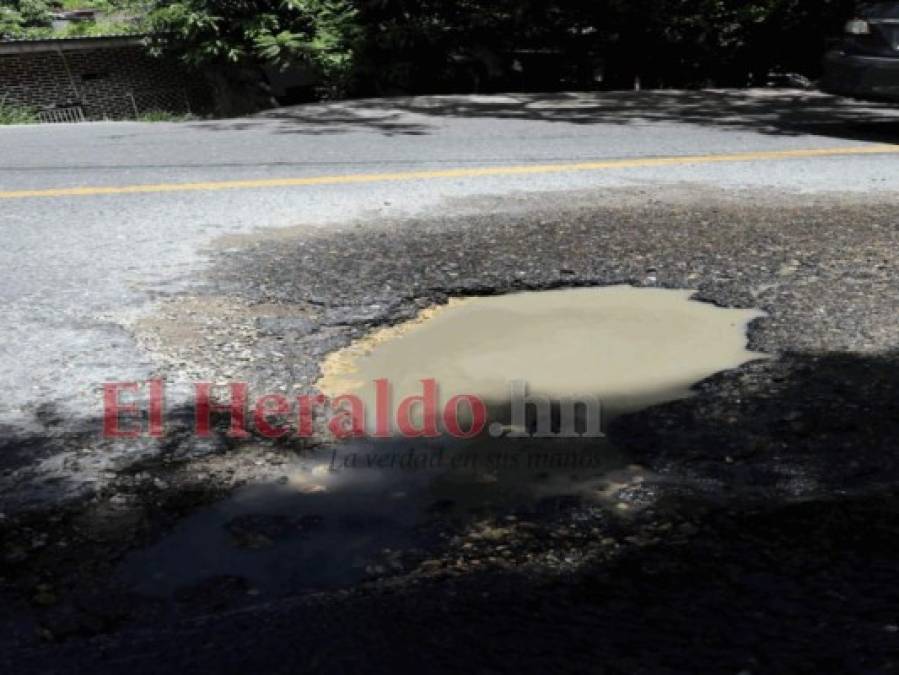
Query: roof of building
[[0, 34, 148, 55]]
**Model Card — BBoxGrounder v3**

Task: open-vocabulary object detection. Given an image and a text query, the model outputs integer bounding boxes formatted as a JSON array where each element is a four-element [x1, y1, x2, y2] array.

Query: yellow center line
[[2, 144, 898, 200]]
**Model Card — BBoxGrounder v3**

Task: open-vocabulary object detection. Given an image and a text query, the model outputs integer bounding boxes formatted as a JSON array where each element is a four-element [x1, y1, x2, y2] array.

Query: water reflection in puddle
[[118, 286, 766, 603]]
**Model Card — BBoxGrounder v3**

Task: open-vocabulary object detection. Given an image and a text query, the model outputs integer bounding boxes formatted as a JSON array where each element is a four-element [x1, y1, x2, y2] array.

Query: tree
[[147, 1, 359, 96], [352, 0, 859, 90], [0, 0, 52, 39], [145, 0, 361, 112], [141, 0, 860, 107]]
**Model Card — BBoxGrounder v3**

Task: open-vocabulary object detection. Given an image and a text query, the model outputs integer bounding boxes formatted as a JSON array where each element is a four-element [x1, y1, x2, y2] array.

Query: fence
[[83, 86, 197, 120], [119, 87, 195, 119], [37, 106, 86, 124], [31, 87, 199, 123]]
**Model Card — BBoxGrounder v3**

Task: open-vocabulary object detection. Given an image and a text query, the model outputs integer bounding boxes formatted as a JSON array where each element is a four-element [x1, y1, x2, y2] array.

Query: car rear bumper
[[821, 50, 899, 101]]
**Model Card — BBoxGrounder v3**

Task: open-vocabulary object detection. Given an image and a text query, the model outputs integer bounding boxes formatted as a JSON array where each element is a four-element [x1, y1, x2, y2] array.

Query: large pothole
[[117, 286, 765, 605], [319, 285, 766, 425]]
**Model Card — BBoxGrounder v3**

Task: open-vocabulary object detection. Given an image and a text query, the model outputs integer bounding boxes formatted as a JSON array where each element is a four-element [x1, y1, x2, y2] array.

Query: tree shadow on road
[[192, 89, 899, 143], [9, 344, 899, 672], [612, 349, 899, 500], [5, 335, 899, 671], [192, 104, 433, 136]]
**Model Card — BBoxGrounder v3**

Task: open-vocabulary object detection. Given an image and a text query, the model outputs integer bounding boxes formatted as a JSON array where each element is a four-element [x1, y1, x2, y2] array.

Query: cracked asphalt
[[2, 90, 899, 673]]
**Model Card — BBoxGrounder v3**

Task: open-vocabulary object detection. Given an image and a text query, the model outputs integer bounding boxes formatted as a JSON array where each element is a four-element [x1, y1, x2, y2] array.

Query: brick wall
[[0, 44, 208, 119]]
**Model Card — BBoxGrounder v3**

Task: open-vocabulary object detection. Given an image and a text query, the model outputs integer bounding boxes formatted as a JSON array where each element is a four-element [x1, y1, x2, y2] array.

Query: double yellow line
[[2, 144, 897, 200]]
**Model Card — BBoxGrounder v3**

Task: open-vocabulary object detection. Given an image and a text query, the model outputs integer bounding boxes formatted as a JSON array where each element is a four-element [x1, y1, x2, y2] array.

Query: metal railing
[[32, 87, 198, 123], [38, 106, 86, 124]]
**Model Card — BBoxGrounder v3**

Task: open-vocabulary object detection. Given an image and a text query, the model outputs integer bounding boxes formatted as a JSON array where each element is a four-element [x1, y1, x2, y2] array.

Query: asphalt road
[[3, 88, 899, 672], [2, 89, 899, 453]]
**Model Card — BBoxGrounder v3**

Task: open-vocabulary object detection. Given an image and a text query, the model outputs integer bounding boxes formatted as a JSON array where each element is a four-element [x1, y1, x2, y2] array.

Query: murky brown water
[[319, 285, 766, 427], [119, 287, 766, 602]]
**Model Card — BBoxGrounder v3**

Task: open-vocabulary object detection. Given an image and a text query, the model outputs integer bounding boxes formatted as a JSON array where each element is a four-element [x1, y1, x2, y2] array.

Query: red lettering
[[148, 379, 165, 438], [328, 394, 365, 439], [297, 394, 327, 437], [397, 379, 440, 438], [103, 382, 141, 438], [195, 383, 249, 438], [254, 394, 290, 439], [443, 394, 487, 439], [373, 379, 391, 438]]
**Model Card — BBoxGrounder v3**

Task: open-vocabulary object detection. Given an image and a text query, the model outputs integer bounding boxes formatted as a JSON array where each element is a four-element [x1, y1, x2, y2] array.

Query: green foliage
[[350, 0, 858, 92], [60, 0, 114, 9], [0, 0, 146, 38], [0, 98, 38, 124], [17, 0, 51, 26], [0, 0, 51, 38], [55, 17, 141, 36], [138, 0, 859, 100], [0, 7, 23, 39], [135, 109, 196, 121], [147, 0, 359, 86]]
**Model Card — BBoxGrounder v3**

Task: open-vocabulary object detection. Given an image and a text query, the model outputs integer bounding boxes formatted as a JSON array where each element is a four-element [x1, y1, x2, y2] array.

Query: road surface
[[2, 89, 898, 457], [3, 89, 899, 673]]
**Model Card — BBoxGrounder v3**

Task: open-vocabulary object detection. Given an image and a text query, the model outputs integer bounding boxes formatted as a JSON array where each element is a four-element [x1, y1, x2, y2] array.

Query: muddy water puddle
[[118, 286, 765, 604], [320, 285, 766, 425]]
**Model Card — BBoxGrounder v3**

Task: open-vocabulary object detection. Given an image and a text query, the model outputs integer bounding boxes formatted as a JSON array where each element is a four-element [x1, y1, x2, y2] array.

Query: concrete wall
[[0, 42, 208, 119]]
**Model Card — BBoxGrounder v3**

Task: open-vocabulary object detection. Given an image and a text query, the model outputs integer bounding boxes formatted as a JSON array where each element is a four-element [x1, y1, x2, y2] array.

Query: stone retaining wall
[[0, 40, 207, 119]]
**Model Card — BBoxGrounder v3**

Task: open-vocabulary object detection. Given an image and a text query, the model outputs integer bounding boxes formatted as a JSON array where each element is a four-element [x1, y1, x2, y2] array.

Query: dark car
[[822, 2, 899, 100]]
